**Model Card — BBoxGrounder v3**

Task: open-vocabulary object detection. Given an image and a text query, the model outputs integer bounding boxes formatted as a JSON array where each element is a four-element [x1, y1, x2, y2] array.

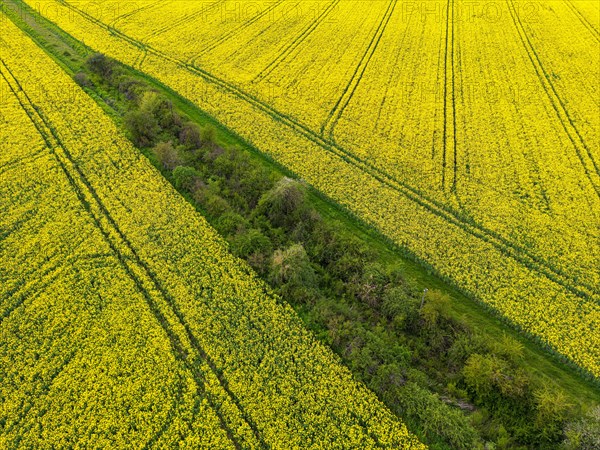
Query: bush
[[138, 91, 181, 131], [382, 286, 418, 331], [256, 177, 308, 229], [231, 229, 272, 259], [446, 332, 486, 369], [397, 382, 481, 449], [215, 211, 248, 236], [153, 141, 181, 170], [309, 223, 373, 281], [125, 109, 159, 147], [179, 121, 203, 150], [86, 53, 113, 78], [203, 193, 231, 216], [533, 385, 573, 443], [201, 124, 216, 144], [73, 72, 92, 88], [235, 166, 276, 211], [419, 290, 451, 329], [492, 335, 525, 365], [270, 243, 318, 304], [118, 77, 146, 101], [172, 166, 199, 191], [462, 353, 528, 402]]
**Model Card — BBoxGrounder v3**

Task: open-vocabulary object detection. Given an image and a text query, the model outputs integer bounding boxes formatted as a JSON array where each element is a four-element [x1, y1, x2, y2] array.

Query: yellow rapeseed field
[[0, 15, 424, 448], [21, 0, 599, 377]]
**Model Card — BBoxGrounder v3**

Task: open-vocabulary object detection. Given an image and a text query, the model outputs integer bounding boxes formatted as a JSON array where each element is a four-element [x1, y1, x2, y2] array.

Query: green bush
[[462, 353, 529, 402], [118, 77, 146, 101], [382, 286, 419, 331], [231, 228, 272, 259], [398, 382, 481, 449], [86, 52, 113, 78], [125, 109, 159, 147], [172, 166, 199, 191], [270, 243, 319, 304], [153, 141, 181, 170], [215, 211, 248, 236], [179, 121, 203, 150], [256, 177, 308, 229], [201, 124, 216, 144]]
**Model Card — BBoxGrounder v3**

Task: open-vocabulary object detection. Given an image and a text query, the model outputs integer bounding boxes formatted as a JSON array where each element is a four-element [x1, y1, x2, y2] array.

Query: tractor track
[[144, 0, 227, 45], [0, 55, 267, 450], [506, 0, 600, 199], [564, 0, 600, 42], [52, 0, 600, 303], [441, 0, 457, 192], [188, 0, 287, 65], [111, 0, 165, 29], [0, 263, 64, 326], [321, 0, 397, 140], [253, 0, 339, 83]]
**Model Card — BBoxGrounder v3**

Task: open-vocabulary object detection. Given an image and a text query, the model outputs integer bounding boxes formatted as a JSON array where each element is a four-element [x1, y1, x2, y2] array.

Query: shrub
[[201, 124, 216, 144], [153, 141, 181, 170], [397, 382, 480, 449], [533, 385, 573, 443], [125, 109, 159, 147], [215, 211, 248, 236], [382, 286, 419, 331], [179, 121, 203, 150], [419, 290, 451, 329], [73, 72, 92, 88], [118, 77, 146, 101], [462, 353, 528, 402], [172, 166, 199, 191], [86, 53, 113, 78], [256, 177, 308, 229], [136, 91, 180, 132], [270, 243, 319, 304], [231, 229, 272, 259], [203, 193, 231, 216]]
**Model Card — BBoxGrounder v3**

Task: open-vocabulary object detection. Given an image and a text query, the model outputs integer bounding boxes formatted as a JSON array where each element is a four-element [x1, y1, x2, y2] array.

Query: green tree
[[256, 177, 308, 229], [153, 141, 181, 170], [125, 109, 159, 147], [179, 121, 203, 150], [270, 243, 318, 303], [172, 166, 200, 191], [86, 52, 113, 78]]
